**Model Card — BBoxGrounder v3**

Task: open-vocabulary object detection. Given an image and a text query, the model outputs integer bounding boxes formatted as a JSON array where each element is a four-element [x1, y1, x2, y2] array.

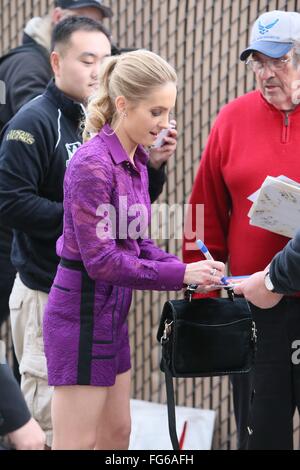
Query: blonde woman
[[43, 50, 225, 450]]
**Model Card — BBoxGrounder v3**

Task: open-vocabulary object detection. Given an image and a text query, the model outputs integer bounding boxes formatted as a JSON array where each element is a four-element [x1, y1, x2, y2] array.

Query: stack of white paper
[[248, 175, 300, 238]]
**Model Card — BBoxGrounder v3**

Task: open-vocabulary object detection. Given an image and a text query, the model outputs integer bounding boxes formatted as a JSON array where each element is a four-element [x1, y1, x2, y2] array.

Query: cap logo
[[258, 18, 279, 35]]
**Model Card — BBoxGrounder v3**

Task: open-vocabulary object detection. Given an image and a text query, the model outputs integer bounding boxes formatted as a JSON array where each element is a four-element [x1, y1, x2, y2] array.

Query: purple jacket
[[57, 124, 186, 291]]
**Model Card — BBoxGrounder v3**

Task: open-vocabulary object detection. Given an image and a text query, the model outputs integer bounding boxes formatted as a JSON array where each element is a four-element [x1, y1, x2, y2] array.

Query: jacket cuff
[[156, 262, 186, 291]]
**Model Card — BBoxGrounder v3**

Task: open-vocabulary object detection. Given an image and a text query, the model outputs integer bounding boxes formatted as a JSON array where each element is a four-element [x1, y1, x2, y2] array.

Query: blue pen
[[196, 239, 227, 285], [196, 239, 214, 261]]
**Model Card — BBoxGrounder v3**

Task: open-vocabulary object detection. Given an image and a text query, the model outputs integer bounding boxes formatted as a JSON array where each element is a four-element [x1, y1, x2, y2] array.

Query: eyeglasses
[[245, 57, 291, 73]]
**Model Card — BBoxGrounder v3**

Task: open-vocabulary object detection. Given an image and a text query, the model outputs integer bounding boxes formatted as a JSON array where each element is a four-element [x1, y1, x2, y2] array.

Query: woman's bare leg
[[51, 385, 108, 450], [95, 370, 131, 450]]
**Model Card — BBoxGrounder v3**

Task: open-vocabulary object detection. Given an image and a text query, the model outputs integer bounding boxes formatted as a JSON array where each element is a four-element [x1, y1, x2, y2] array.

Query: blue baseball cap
[[240, 10, 300, 61]]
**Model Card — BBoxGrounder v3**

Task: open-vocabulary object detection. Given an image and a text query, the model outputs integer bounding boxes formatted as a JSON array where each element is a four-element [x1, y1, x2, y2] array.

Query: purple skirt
[[43, 260, 132, 386]]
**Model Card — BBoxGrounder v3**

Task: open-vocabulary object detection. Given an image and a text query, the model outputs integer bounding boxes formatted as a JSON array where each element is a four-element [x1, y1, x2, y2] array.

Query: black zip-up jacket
[[0, 33, 52, 299], [270, 230, 300, 294], [0, 80, 83, 292]]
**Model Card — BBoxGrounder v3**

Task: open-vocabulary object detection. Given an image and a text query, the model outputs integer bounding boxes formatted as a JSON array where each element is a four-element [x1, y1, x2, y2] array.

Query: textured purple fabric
[[43, 124, 186, 386]]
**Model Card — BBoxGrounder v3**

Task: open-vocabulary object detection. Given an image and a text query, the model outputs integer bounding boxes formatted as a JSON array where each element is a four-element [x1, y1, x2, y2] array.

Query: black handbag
[[157, 292, 257, 449]]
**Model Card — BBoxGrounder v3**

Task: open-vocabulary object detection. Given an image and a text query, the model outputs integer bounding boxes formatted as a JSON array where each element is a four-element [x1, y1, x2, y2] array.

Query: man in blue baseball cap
[[183, 10, 300, 450], [235, 10, 300, 449]]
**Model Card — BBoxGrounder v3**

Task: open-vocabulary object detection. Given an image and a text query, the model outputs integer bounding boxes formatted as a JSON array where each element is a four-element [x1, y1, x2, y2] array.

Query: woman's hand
[[184, 260, 225, 292], [148, 120, 177, 170]]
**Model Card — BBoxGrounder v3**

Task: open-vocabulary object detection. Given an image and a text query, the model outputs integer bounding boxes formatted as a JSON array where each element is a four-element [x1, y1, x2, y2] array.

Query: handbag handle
[[185, 284, 235, 302]]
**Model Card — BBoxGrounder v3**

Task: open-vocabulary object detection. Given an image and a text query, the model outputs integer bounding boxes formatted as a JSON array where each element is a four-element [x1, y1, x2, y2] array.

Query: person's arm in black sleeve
[[0, 109, 63, 240], [147, 162, 167, 203], [269, 230, 300, 294], [7, 51, 52, 115], [0, 363, 30, 435], [0, 362, 45, 449]]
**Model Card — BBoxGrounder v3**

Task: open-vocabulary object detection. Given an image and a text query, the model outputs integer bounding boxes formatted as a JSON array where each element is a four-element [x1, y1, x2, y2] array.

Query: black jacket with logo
[[0, 80, 83, 292], [270, 230, 300, 294], [0, 34, 52, 301]]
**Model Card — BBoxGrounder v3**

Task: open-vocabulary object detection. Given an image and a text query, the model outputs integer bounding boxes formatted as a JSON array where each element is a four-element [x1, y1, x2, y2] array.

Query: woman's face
[[120, 82, 177, 149]]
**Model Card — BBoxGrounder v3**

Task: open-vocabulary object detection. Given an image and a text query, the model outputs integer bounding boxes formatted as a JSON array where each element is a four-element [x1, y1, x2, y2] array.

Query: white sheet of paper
[[248, 176, 300, 238], [247, 175, 300, 202]]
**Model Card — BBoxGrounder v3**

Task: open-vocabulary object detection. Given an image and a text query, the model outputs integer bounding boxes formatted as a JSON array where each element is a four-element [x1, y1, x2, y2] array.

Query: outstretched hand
[[234, 271, 283, 309]]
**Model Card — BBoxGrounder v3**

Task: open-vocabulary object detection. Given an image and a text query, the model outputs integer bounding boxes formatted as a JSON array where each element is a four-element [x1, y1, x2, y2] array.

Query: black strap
[[162, 346, 180, 450], [162, 346, 256, 451]]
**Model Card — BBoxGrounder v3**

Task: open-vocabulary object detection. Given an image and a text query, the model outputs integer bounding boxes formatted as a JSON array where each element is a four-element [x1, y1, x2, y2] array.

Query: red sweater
[[183, 90, 300, 285]]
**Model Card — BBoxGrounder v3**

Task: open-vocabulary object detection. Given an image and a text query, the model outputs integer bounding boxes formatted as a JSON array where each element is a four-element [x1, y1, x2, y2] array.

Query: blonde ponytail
[[83, 50, 177, 142], [83, 56, 119, 142]]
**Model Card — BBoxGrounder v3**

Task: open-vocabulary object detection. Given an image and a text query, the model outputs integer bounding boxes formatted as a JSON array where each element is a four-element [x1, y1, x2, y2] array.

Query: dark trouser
[[231, 297, 300, 450]]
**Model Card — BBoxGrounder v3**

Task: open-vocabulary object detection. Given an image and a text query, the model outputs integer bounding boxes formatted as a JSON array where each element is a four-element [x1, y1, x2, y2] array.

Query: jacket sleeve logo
[[6, 130, 35, 145]]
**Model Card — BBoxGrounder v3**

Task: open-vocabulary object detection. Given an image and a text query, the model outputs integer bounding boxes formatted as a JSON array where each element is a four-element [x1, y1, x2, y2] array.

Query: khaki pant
[[9, 275, 53, 446]]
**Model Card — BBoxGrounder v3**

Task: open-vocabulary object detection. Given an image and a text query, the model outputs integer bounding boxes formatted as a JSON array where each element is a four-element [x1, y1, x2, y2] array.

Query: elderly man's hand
[[234, 271, 283, 309], [148, 120, 177, 170]]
